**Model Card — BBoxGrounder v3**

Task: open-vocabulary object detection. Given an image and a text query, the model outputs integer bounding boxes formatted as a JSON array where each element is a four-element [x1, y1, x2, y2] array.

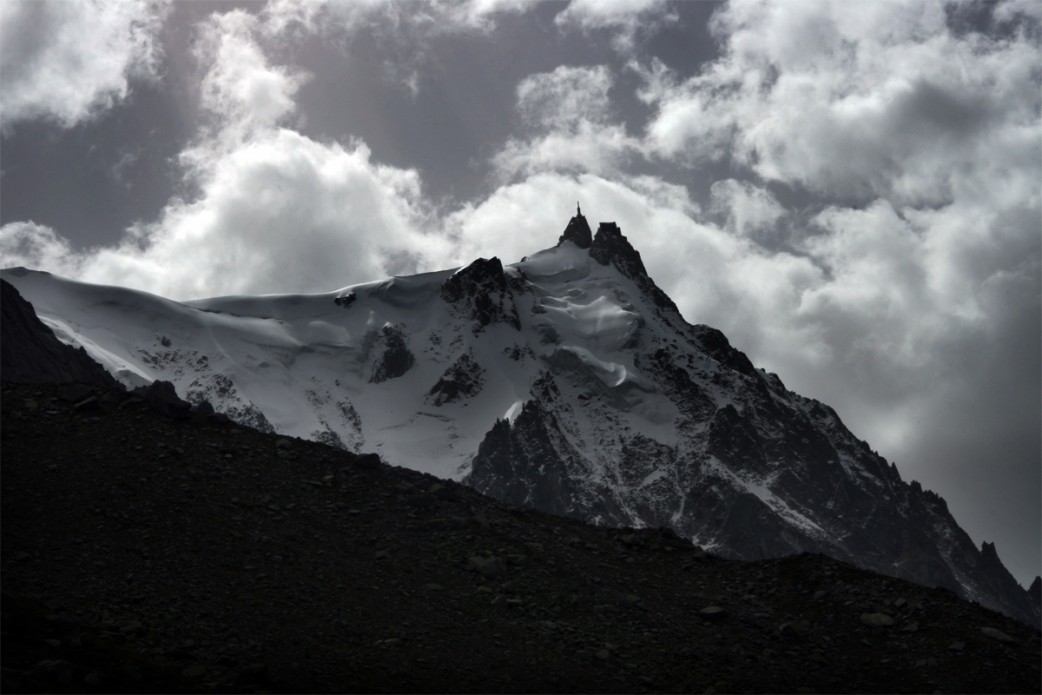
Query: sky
[[0, 0, 1039, 586]]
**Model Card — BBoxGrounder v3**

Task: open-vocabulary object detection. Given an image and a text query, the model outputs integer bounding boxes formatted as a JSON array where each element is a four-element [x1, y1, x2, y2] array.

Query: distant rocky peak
[[590, 222, 648, 280], [558, 205, 593, 249]]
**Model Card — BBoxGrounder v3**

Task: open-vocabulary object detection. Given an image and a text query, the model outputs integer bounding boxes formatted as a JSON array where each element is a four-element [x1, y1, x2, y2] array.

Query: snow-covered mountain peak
[[3, 212, 1038, 627]]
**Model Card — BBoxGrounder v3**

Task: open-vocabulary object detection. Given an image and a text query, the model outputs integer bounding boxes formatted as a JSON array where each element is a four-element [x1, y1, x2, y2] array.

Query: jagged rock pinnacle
[[590, 222, 648, 279], [557, 206, 593, 249]]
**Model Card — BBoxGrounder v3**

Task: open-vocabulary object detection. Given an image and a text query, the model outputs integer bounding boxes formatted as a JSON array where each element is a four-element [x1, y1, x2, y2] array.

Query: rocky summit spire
[[557, 204, 593, 249], [590, 221, 648, 279]]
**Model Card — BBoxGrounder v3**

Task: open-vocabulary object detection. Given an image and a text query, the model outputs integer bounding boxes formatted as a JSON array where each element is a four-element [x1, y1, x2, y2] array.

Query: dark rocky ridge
[[3, 380, 1041, 694], [1, 278, 117, 388], [590, 222, 649, 280]]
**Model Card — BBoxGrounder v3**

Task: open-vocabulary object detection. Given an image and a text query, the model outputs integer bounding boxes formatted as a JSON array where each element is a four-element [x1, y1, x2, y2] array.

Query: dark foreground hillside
[[2, 382, 1040, 694]]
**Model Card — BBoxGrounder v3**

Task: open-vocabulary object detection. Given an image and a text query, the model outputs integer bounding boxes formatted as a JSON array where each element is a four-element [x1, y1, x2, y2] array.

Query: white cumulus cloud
[[0, 0, 168, 130], [494, 65, 644, 180]]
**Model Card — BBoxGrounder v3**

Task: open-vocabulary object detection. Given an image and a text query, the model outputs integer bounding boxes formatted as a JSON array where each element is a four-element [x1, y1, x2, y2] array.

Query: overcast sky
[[1, 0, 1039, 585]]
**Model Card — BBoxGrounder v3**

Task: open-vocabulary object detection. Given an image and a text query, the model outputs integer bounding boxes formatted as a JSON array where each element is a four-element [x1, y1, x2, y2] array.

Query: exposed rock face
[[0, 279, 116, 388], [427, 352, 484, 406], [185, 372, 275, 433], [558, 211, 593, 249], [440, 257, 521, 331], [368, 325, 415, 383], [590, 222, 648, 279]]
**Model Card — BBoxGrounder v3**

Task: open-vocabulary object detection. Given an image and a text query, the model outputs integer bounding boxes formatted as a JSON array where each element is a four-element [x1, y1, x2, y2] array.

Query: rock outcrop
[[0, 278, 117, 388], [440, 257, 520, 331], [557, 208, 593, 249]]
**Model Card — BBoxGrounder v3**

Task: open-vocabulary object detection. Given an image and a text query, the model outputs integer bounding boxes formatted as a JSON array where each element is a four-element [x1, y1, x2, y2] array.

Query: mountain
[[3, 210, 1038, 627]]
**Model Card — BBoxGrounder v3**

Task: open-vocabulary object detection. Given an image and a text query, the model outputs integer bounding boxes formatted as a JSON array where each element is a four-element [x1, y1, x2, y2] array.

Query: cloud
[[640, 0, 1041, 204], [0, 221, 82, 276], [0, 7, 445, 300], [0, 0, 168, 130], [1, 131, 445, 301], [554, 0, 676, 52], [261, 0, 393, 37], [708, 180, 787, 241], [632, 0, 1041, 412], [195, 10, 309, 141], [492, 122, 644, 180], [493, 65, 644, 180], [516, 64, 614, 130]]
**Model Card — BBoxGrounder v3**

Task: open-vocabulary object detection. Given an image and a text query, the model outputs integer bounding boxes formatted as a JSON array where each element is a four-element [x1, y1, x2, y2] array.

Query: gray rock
[[860, 612, 895, 627], [700, 605, 727, 621], [980, 627, 1017, 644], [467, 555, 506, 578], [355, 453, 382, 469], [132, 380, 191, 421]]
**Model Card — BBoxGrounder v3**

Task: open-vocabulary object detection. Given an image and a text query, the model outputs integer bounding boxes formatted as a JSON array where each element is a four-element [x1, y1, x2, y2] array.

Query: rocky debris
[[980, 627, 1017, 644], [0, 278, 118, 388], [3, 381, 1040, 694], [699, 605, 728, 621], [860, 612, 895, 627], [466, 555, 507, 579]]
